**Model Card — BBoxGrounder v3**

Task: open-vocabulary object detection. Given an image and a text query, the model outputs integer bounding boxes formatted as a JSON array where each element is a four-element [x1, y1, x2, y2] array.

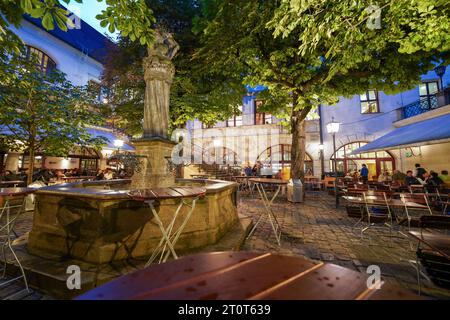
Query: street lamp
[[327, 118, 340, 208], [434, 65, 447, 90], [114, 139, 124, 172]]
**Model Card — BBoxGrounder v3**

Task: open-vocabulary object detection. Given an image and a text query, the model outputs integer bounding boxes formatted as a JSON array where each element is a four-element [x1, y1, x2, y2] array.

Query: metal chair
[[0, 194, 30, 298], [398, 193, 433, 231], [361, 192, 394, 244], [415, 215, 450, 293]]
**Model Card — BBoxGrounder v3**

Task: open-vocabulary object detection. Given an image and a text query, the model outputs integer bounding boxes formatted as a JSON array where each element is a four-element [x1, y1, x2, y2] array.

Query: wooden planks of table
[[76, 252, 422, 300], [408, 231, 450, 260]]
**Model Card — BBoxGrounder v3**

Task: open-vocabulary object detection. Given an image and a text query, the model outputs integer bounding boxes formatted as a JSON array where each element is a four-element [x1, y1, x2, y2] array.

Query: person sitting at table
[[426, 171, 444, 187], [243, 162, 253, 176], [377, 170, 388, 182], [275, 169, 282, 180], [104, 168, 114, 180], [414, 163, 427, 180], [405, 170, 420, 185], [95, 169, 104, 180], [252, 161, 262, 176], [392, 169, 406, 183], [439, 170, 449, 183]]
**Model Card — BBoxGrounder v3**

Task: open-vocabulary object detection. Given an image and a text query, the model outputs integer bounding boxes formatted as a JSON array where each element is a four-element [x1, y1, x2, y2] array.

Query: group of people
[[0, 167, 130, 185], [403, 164, 448, 187], [345, 163, 449, 188]]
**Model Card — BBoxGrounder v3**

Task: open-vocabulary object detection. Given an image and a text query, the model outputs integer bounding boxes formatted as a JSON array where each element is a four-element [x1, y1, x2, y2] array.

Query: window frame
[[254, 100, 273, 125], [26, 46, 57, 74], [359, 89, 380, 114], [419, 80, 439, 109]]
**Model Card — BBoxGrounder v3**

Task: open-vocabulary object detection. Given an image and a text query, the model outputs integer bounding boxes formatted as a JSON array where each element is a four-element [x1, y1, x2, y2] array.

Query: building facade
[[1, 14, 132, 174], [320, 68, 450, 180], [188, 67, 450, 180]]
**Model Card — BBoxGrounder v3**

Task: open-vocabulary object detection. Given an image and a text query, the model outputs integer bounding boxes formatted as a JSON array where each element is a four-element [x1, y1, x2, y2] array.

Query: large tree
[[0, 49, 105, 184], [196, 0, 449, 180]]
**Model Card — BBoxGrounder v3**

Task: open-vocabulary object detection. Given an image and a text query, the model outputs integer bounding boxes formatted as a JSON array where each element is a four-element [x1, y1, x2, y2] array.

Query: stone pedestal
[[131, 138, 176, 189], [5, 152, 20, 172]]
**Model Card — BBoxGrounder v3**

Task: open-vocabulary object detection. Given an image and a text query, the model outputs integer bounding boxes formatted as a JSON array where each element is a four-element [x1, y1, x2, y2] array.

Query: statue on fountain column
[[143, 30, 180, 140]]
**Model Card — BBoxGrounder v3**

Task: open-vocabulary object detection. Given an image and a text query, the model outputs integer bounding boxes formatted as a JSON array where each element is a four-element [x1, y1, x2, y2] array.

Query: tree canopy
[[0, 46, 106, 183], [101, 0, 245, 136], [195, 0, 449, 179]]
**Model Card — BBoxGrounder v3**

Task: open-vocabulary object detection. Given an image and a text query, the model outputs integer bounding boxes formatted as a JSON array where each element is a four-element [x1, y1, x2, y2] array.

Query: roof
[[23, 13, 113, 63], [352, 113, 450, 153]]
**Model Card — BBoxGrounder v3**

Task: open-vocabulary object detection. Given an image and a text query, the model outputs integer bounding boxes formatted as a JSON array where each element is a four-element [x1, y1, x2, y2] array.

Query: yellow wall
[[393, 142, 450, 174]]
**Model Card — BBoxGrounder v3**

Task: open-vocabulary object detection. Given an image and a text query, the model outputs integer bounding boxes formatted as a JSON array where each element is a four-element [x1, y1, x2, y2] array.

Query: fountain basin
[[28, 179, 238, 264]]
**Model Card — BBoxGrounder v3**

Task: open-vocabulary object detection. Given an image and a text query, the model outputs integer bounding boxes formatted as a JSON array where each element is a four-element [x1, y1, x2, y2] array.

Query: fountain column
[[131, 31, 180, 189]]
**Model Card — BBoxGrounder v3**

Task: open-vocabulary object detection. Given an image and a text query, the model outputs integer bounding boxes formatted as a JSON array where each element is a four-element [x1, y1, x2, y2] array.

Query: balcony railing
[[400, 87, 450, 120]]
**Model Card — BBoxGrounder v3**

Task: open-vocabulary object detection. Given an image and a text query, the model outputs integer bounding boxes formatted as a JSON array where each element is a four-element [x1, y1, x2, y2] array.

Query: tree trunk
[[27, 146, 35, 186], [291, 111, 306, 181], [290, 93, 312, 181]]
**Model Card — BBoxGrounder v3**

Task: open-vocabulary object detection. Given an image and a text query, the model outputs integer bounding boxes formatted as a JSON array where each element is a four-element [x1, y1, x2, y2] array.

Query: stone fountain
[[26, 31, 240, 265]]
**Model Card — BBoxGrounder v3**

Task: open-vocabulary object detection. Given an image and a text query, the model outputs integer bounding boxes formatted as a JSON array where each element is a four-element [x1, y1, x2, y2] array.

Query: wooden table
[[190, 174, 209, 179], [76, 251, 422, 300], [248, 179, 288, 246], [408, 231, 450, 260], [128, 187, 206, 265], [61, 176, 95, 182], [342, 195, 428, 209], [0, 181, 25, 188]]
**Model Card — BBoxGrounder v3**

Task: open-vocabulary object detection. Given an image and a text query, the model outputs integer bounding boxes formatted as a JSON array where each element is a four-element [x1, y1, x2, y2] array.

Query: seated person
[[427, 171, 444, 187], [391, 169, 406, 182], [439, 170, 449, 183], [275, 170, 282, 180], [405, 170, 420, 185]]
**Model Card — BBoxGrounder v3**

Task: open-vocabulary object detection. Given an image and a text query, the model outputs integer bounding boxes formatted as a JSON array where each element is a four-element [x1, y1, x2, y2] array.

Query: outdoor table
[[0, 188, 36, 295], [76, 251, 422, 300], [408, 230, 450, 260], [0, 181, 25, 188], [61, 176, 95, 182], [190, 174, 209, 179], [342, 195, 428, 209], [247, 178, 288, 245], [128, 186, 206, 265]]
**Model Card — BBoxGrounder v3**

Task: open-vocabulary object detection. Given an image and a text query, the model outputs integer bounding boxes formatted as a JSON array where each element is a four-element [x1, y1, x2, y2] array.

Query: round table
[[76, 251, 422, 300], [128, 186, 206, 265]]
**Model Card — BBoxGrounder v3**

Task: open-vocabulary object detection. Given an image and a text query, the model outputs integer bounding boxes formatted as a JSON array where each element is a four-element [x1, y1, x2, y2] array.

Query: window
[[26, 46, 56, 74], [255, 100, 272, 125], [360, 90, 379, 114], [419, 81, 439, 109], [226, 106, 243, 127]]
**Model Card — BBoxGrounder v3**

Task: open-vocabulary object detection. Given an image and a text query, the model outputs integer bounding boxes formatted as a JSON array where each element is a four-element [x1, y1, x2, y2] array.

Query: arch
[[257, 144, 314, 174], [330, 141, 395, 180], [25, 45, 57, 74]]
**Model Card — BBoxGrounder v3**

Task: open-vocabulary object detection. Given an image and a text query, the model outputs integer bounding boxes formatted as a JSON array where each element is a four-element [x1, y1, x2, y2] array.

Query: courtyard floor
[[1, 190, 450, 299]]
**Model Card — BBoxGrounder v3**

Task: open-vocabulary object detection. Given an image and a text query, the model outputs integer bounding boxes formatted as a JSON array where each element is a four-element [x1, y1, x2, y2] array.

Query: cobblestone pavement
[[239, 191, 450, 299], [2, 193, 450, 299]]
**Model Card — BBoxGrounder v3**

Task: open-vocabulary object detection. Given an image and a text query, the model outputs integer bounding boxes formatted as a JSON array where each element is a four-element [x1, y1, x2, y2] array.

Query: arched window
[[257, 144, 313, 174], [26, 46, 56, 74], [330, 141, 395, 180]]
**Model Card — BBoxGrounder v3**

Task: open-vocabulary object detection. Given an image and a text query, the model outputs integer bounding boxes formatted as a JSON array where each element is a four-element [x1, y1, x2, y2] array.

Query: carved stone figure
[[142, 30, 180, 140]]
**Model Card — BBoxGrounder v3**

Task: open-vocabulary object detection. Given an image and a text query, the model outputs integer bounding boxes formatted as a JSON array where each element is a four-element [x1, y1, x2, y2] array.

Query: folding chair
[[414, 215, 450, 293], [0, 194, 30, 298], [360, 192, 394, 244], [398, 193, 433, 231]]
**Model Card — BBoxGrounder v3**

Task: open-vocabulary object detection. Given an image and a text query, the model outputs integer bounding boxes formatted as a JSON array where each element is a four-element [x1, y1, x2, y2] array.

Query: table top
[[408, 231, 450, 259], [61, 176, 95, 180], [128, 186, 206, 201], [0, 187, 36, 197], [249, 178, 288, 185], [76, 251, 421, 300], [342, 196, 428, 209], [0, 180, 24, 186]]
